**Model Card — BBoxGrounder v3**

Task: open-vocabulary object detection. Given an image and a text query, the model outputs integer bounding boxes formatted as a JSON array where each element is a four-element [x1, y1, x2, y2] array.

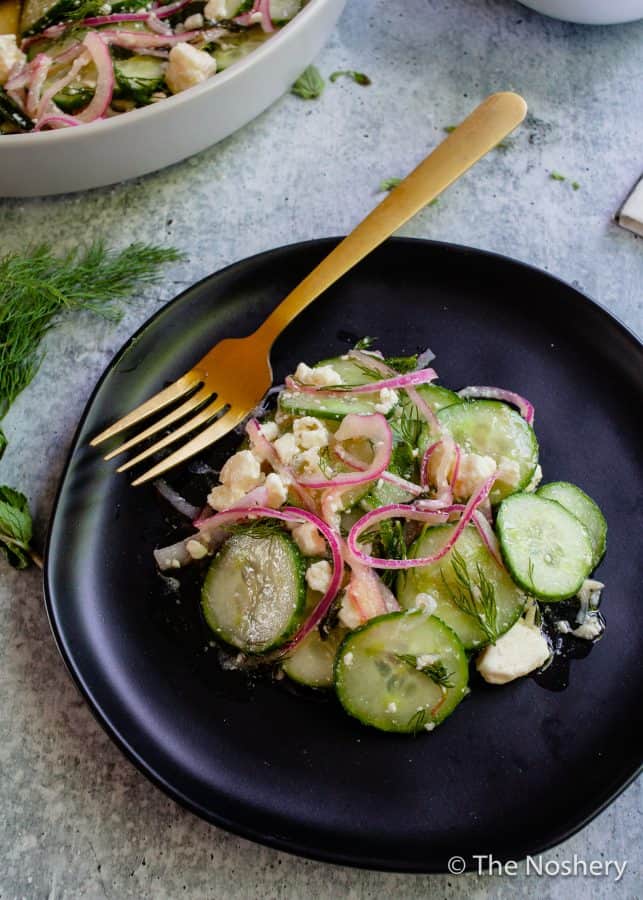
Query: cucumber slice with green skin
[[52, 84, 93, 112], [278, 391, 389, 421], [283, 626, 345, 688], [201, 530, 306, 653], [436, 400, 539, 504], [212, 30, 270, 71], [536, 482, 606, 569], [397, 523, 526, 649], [360, 478, 416, 510], [114, 55, 166, 103], [20, 0, 101, 37], [314, 356, 380, 386], [334, 610, 469, 734], [413, 382, 462, 413], [497, 493, 594, 601]]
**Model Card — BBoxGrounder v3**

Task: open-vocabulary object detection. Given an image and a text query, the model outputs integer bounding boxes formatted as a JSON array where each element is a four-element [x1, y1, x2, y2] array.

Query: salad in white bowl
[[154, 342, 607, 735], [0, 0, 303, 133]]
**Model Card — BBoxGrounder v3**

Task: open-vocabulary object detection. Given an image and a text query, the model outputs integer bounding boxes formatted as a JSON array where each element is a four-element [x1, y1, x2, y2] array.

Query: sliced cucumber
[[360, 478, 416, 510], [314, 356, 379, 386], [413, 382, 462, 413], [334, 610, 469, 733], [397, 523, 526, 649], [537, 481, 606, 568], [114, 55, 166, 104], [279, 391, 388, 421], [52, 84, 94, 113], [211, 30, 270, 71], [283, 626, 345, 688], [436, 400, 539, 504], [201, 529, 306, 653], [497, 493, 593, 601], [21, 0, 101, 36]]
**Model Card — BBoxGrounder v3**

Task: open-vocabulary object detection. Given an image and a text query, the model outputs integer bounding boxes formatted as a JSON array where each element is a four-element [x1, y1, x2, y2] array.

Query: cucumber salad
[[154, 344, 608, 735], [0, 0, 302, 133]]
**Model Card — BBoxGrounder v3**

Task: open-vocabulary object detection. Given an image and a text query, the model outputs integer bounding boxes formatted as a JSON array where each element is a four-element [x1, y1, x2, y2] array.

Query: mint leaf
[[0, 485, 34, 569], [291, 66, 325, 100]]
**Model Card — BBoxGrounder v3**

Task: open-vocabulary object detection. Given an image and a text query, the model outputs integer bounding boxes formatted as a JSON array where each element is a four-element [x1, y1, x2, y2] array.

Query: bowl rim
[[0, 0, 328, 146]]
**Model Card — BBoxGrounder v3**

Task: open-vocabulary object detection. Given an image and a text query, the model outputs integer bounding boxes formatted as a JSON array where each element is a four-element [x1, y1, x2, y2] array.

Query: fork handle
[[254, 91, 527, 347]]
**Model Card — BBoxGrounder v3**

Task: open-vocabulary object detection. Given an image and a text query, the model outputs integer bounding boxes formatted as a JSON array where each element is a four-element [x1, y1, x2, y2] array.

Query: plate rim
[[43, 236, 643, 872]]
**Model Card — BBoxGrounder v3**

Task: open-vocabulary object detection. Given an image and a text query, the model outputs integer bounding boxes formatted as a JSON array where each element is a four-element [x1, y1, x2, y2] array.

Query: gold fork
[[91, 91, 527, 485]]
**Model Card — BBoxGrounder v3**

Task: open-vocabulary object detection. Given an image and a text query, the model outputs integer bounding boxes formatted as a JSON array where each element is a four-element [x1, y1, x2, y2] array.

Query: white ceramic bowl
[[518, 0, 643, 24], [0, 0, 346, 197]]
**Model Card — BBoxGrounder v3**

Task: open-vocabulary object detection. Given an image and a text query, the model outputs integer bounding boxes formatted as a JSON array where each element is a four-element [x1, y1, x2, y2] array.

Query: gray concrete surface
[[1, 0, 641, 896]]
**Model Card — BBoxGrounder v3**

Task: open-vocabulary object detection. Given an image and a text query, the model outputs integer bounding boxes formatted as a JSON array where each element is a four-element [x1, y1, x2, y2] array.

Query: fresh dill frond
[[391, 404, 424, 452], [363, 518, 406, 587], [317, 445, 334, 478], [0, 241, 183, 418], [318, 591, 343, 639], [0, 427, 6, 461], [396, 653, 454, 688], [406, 707, 435, 735], [353, 336, 376, 350], [384, 354, 418, 373], [228, 520, 285, 540], [441, 549, 499, 642], [352, 360, 384, 382]]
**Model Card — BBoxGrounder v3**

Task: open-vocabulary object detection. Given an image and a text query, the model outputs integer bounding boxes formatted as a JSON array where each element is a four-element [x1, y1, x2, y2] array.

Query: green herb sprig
[[0, 486, 40, 569], [396, 653, 454, 688], [441, 549, 499, 643], [0, 241, 183, 418], [0, 241, 182, 570]]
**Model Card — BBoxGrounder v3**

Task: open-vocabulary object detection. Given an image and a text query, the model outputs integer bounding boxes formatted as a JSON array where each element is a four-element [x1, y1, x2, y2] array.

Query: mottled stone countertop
[[1, 0, 641, 896]]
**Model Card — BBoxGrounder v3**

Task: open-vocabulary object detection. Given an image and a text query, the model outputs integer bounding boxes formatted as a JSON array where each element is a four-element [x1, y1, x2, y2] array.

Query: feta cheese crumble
[[476, 607, 550, 685], [165, 43, 216, 94], [305, 560, 332, 594], [454, 452, 497, 500], [291, 521, 326, 556], [292, 416, 330, 449], [374, 387, 398, 415], [294, 362, 342, 387]]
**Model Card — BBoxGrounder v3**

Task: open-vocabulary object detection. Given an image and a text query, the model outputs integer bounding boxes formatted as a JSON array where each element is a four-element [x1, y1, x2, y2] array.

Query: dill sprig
[[395, 653, 454, 688], [406, 707, 436, 735], [384, 354, 419, 373], [228, 520, 284, 540], [441, 549, 499, 643], [354, 336, 376, 350], [0, 241, 183, 418], [360, 518, 406, 587], [317, 445, 334, 478]]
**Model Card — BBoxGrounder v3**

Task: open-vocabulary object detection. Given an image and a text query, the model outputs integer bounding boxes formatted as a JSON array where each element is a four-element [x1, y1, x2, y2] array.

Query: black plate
[[45, 239, 643, 872]]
